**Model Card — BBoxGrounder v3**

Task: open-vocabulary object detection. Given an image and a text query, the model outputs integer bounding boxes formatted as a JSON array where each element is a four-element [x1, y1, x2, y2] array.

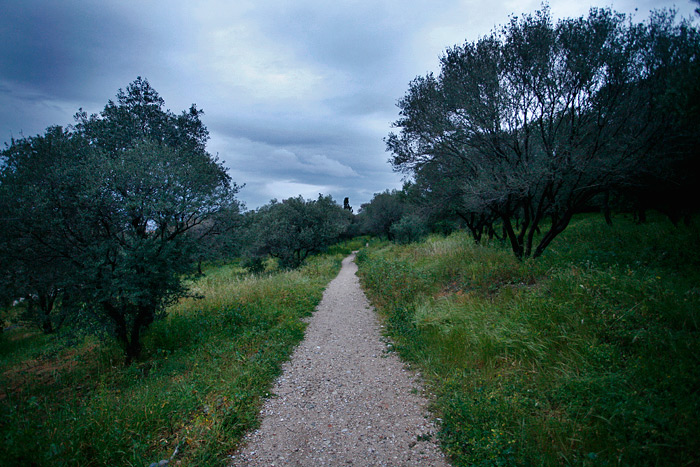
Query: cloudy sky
[[1, 0, 697, 209]]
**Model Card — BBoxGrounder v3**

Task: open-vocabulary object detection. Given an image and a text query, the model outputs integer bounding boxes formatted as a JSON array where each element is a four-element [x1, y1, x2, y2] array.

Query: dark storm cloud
[[0, 0, 149, 100], [0, 0, 168, 142], [1, 0, 696, 208], [209, 113, 354, 148]]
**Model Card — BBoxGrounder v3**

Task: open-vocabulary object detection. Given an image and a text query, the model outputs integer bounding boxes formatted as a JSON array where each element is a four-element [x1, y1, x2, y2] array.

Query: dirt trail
[[229, 253, 449, 466]]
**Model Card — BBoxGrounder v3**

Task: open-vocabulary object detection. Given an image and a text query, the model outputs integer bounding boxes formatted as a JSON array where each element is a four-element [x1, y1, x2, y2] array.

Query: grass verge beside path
[[0, 252, 347, 466], [356, 214, 700, 466]]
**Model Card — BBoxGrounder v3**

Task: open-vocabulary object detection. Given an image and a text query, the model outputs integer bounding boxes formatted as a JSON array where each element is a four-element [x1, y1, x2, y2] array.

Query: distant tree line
[[241, 194, 352, 270], [384, 7, 700, 258]]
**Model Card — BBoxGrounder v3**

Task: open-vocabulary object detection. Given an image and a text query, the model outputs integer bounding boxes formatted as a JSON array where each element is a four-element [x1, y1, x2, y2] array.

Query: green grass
[[0, 252, 344, 466], [356, 213, 700, 466]]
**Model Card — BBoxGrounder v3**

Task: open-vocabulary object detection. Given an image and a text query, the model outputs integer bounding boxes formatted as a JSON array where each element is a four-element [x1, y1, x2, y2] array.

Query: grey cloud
[[0, 1, 151, 100], [324, 90, 398, 117], [209, 114, 347, 147], [2, 0, 695, 209], [208, 128, 398, 209]]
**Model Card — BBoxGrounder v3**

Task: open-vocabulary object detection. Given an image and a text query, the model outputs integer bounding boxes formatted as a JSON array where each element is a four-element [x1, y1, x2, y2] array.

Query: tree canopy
[[247, 195, 350, 269], [387, 7, 700, 258], [358, 190, 406, 240], [0, 78, 239, 361]]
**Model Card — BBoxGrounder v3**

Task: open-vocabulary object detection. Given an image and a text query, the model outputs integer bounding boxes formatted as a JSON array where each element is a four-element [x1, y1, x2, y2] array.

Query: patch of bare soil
[[0, 342, 98, 400]]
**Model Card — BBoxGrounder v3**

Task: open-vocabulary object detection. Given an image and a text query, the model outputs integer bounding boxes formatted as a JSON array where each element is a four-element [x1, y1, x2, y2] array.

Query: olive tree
[[358, 190, 406, 240], [248, 195, 349, 269], [0, 79, 240, 362], [387, 7, 699, 258], [0, 127, 86, 333]]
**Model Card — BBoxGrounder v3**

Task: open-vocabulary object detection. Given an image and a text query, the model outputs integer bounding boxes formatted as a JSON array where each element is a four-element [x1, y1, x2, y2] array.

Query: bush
[[390, 214, 429, 244], [241, 256, 266, 274]]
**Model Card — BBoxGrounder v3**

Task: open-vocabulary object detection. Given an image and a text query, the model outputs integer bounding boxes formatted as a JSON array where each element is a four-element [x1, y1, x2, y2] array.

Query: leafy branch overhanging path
[[230, 253, 449, 466]]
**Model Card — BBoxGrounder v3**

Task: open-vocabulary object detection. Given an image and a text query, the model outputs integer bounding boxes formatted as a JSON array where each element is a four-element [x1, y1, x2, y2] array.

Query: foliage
[[188, 204, 245, 273], [246, 194, 350, 269], [387, 7, 700, 258], [356, 214, 700, 465], [0, 127, 87, 334], [389, 214, 429, 244], [0, 254, 343, 466], [0, 78, 240, 361], [357, 189, 407, 239], [343, 196, 353, 213]]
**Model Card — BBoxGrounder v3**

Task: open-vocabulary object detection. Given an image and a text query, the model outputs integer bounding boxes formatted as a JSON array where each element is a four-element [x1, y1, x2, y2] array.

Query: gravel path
[[229, 253, 449, 466]]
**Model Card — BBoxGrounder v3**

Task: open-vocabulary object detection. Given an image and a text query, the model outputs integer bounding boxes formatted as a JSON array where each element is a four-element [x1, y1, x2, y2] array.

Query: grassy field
[[356, 214, 700, 466], [0, 243, 364, 466]]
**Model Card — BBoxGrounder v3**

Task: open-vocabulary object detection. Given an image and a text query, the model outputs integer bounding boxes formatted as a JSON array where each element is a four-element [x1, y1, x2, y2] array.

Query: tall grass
[[356, 214, 700, 465], [0, 253, 344, 466]]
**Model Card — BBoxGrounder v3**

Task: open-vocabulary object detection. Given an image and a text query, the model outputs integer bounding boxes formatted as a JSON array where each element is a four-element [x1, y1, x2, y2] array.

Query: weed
[[0, 253, 343, 465], [357, 216, 700, 466]]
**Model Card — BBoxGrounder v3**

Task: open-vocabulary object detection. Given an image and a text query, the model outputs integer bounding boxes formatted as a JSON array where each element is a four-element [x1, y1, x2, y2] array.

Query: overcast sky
[[1, 0, 697, 209]]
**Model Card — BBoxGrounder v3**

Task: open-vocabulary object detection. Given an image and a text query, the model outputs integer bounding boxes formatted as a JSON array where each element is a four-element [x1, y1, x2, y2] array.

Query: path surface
[[229, 253, 449, 466]]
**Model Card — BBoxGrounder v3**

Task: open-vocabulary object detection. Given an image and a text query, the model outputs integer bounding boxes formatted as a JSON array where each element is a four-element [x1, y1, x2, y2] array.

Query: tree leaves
[[248, 195, 350, 269], [0, 78, 240, 361], [387, 7, 700, 258]]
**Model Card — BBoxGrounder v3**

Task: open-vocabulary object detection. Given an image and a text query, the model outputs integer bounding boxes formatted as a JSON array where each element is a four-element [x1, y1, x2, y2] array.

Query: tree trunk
[[38, 291, 56, 334], [603, 189, 613, 226], [458, 212, 483, 244], [533, 212, 573, 258], [635, 207, 647, 224], [501, 215, 523, 259], [124, 306, 155, 364], [125, 325, 142, 365], [104, 302, 129, 358]]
